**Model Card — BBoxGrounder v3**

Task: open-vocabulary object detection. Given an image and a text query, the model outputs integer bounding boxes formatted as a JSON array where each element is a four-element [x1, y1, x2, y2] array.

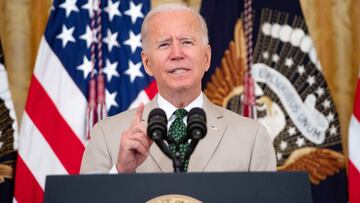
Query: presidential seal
[[146, 194, 202, 203]]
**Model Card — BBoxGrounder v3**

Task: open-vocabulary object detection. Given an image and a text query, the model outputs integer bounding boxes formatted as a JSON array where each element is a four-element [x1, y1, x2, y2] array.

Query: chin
[[169, 84, 191, 92]]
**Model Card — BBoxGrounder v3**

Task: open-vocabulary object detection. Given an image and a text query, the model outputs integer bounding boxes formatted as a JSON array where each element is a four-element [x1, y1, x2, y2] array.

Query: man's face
[[141, 11, 211, 95]]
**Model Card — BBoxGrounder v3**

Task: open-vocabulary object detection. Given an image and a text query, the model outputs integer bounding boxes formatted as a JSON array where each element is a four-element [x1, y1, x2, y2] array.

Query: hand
[[116, 103, 153, 173]]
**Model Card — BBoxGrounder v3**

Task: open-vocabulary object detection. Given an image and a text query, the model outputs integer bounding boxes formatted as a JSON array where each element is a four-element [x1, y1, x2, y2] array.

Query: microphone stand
[[184, 139, 199, 162], [172, 152, 183, 172], [154, 139, 183, 172]]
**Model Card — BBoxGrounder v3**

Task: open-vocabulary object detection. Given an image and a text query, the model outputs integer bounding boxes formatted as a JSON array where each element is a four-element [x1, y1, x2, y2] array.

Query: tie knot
[[174, 109, 187, 119]]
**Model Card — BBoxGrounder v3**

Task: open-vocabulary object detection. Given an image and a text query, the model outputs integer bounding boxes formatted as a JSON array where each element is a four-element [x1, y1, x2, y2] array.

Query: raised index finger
[[132, 102, 144, 125]]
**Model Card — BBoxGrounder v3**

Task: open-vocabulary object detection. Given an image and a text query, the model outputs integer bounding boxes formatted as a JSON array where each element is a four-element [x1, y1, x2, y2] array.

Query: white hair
[[141, 4, 209, 51]]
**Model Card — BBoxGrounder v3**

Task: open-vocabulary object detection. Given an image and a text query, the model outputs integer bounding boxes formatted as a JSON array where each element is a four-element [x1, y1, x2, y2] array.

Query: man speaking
[[80, 4, 276, 174]]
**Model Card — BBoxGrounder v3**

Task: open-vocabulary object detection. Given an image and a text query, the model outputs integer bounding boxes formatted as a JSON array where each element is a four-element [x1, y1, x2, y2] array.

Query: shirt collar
[[157, 92, 203, 120]]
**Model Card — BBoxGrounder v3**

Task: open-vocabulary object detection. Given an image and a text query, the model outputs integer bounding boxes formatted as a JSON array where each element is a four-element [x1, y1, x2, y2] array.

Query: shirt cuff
[[109, 165, 118, 174]]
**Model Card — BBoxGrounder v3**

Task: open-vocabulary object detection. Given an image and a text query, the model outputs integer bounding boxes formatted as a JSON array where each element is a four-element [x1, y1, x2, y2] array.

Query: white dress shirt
[[157, 92, 203, 128]]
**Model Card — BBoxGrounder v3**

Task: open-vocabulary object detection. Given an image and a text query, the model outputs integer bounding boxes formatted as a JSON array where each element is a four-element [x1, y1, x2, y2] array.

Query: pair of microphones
[[147, 107, 207, 172]]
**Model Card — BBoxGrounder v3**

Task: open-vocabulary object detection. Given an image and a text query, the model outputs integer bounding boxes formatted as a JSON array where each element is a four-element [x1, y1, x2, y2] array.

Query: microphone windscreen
[[187, 107, 206, 122], [147, 108, 172, 159], [147, 108, 167, 141], [148, 108, 167, 122]]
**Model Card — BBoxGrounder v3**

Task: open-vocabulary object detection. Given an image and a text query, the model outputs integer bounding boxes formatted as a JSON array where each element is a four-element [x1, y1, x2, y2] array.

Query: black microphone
[[147, 108, 172, 159], [185, 107, 207, 160]]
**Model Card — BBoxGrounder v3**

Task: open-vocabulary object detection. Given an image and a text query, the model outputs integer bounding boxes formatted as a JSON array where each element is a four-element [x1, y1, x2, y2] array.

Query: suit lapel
[[187, 96, 226, 172], [144, 96, 174, 172]]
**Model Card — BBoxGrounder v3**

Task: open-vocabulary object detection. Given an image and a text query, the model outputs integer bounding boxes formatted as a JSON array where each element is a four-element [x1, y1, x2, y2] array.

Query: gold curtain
[[301, 0, 360, 156], [1, 0, 358, 155], [0, 0, 32, 122], [0, 0, 50, 122]]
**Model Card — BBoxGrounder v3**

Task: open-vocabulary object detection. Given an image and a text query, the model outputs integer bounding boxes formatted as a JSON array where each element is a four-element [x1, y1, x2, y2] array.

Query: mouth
[[169, 68, 190, 74]]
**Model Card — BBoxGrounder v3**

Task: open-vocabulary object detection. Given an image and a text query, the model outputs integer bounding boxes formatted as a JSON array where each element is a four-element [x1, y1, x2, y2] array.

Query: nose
[[170, 41, 184, 61]]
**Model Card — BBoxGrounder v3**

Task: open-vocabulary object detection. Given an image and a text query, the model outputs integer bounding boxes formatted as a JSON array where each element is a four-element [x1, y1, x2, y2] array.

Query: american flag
[[13, 0, 155, 202], [349, 69, 360, 203]]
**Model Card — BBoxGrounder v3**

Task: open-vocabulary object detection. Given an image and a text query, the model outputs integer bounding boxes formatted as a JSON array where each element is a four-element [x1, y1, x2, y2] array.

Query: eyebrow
[[156, 38, 171, 44], [156, 36, 196, 44]]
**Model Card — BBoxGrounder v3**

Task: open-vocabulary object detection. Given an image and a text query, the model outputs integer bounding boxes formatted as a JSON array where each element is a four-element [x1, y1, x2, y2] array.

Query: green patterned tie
[[168, 109, 189, 171]]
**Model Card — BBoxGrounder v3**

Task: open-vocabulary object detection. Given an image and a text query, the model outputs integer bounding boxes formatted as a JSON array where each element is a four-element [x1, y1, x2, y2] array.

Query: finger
[[126, 139, 148, 157], [131, 123, 151, 146], [130, 122, 149, 139], [137, 124, 153, 145], [131, 122, 147, 134], [137, 122, 153, 145], [131, 132, 151, 149], [133, 102, 144, 124], [124, 123, 150, 147]]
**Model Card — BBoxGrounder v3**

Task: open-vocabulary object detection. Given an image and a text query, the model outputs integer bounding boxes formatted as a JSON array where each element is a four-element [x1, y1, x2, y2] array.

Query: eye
[[182, 40, 194, 46], [158, 42, 170, 49]]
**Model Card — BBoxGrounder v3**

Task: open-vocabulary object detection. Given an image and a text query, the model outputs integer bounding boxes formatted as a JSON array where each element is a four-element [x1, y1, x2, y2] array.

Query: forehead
[[146, 11, 201, 39]]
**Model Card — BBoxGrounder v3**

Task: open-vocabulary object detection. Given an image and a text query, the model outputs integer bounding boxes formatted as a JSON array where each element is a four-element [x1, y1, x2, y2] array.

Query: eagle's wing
[[277, 147, 345, 185], [204, 19, 247, 107], [0, 164, 13, 183]]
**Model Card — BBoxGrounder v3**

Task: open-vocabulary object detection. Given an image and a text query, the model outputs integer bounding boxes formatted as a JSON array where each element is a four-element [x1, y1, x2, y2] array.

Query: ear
[[204, 45, 211, 72], [141, 51, 154, 76]]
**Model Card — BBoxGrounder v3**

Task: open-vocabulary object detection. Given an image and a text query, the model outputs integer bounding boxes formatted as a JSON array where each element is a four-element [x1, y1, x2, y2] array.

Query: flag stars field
[[106, 89, 119, 111], [81, 0, 97, 17], [59, 0, 79, 17], [79, 26, 95, 48], [77, 56, 93, 79], [125, 60, 144, 83], [103, 59, 120, 82], [56, 25, 76, 47], [124, 31, 142, 53], [105, 0, 121, 21], [124, 1, 144, 24], [104, 29, 120, 52]]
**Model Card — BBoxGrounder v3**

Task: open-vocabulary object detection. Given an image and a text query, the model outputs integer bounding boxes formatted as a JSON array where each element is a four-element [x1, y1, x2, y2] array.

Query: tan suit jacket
[[80, 95, 276, 173]]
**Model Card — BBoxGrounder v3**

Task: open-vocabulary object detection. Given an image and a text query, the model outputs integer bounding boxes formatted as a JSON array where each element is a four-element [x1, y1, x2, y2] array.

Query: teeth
[[172, 69, 188, 74]]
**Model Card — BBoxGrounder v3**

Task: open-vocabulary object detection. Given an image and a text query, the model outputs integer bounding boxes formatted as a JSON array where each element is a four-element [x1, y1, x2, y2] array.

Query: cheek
[[196, 69, 206, 80]]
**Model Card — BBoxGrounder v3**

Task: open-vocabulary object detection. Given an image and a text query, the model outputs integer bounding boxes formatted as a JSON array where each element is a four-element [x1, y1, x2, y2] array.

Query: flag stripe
[[353, 78, 360, 121], [18, 113, 67, 190], [14, 156, 44, 203], [349, 160, 360, 203], [34, 38, 87, 144], [128, 81, 157, 109], [349, 115, 360, 171], [144, 80, 157, 99], [349, 74, 360, 203], [25, 75, 84, 174]]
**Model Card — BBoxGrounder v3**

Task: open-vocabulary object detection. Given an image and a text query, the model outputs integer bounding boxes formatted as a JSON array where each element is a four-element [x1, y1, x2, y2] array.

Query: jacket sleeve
[[249, 123, 277, 171], [80, 122, 113, 174]]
